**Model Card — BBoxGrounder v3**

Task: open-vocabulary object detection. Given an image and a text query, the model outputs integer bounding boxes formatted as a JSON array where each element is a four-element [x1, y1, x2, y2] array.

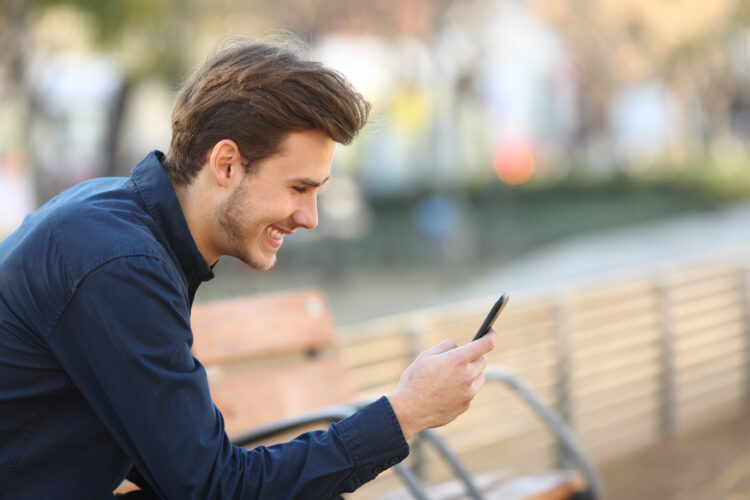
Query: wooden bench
[[191, 288, 357, 437], [116, 288, 596, 499]]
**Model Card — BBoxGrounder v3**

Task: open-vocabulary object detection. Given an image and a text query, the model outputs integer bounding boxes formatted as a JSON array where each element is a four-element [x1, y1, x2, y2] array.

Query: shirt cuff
[[333, 396, 410, 484]]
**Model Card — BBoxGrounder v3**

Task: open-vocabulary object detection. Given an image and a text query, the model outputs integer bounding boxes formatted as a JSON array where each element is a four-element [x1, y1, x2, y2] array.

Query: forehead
[[259, 130, 336, 179], [275, 130, 335, 154]]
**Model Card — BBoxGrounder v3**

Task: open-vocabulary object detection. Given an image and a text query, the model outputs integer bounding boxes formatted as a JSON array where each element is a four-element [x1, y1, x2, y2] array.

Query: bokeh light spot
[[493, 139, 535, 185]]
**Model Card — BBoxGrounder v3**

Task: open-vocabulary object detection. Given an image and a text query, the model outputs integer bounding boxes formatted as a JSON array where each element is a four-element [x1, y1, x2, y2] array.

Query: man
[[0, 38, 496, 499]]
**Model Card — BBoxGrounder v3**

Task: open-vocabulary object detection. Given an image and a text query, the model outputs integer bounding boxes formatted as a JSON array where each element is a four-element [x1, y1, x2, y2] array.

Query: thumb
[[451, 329, 498, 361]]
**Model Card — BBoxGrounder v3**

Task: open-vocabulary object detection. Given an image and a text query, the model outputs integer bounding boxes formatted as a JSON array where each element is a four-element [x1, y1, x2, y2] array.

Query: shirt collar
[[128, 151, 215, 283]]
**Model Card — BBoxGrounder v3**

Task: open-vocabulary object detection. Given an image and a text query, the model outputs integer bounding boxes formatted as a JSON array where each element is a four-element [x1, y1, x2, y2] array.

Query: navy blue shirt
[[0, 152, 408, 499]]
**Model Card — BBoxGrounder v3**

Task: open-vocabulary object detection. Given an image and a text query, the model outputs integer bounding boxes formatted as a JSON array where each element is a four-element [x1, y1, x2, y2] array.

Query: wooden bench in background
[[116, 288, 596, 499], [190, 288, 357, 438]]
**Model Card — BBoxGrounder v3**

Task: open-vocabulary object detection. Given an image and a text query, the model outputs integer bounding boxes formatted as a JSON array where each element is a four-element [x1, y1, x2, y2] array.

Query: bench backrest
[[190, 289, 356, 436]]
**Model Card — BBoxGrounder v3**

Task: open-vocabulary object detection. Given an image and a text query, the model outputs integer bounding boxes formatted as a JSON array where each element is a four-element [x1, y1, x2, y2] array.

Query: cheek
[[266, 197, 297, 222], [234, 183, 297, 229]]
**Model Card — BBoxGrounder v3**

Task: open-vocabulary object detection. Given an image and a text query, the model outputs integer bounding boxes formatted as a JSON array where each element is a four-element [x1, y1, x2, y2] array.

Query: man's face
[[215, 129, 335, 270]]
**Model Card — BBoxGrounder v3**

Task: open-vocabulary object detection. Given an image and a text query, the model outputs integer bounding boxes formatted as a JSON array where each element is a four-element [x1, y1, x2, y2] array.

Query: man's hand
[[387, 329, 498, 441]]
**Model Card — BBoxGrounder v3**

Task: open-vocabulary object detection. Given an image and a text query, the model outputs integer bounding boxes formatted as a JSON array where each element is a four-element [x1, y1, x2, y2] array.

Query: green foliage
[[336, 160, 750, 272], [34, 0, 171, 44], [732, 0, 750, 27], [30, 0, 189, 80]]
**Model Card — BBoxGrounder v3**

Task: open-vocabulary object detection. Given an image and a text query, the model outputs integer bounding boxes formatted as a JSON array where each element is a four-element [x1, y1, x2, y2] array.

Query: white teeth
[[266, 227, 283, 240]]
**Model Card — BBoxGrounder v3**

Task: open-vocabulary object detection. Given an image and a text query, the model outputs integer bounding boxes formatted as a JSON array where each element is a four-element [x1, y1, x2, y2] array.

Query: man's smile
[[264, 225, 292, 248]]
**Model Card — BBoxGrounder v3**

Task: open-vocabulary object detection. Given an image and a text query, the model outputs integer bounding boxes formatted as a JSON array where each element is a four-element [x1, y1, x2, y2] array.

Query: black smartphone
[[472, 294, 509, 341]]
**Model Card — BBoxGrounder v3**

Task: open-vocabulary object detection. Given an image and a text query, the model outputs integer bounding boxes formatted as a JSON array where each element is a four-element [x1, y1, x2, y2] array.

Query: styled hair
[[165, 37, 371, 185]]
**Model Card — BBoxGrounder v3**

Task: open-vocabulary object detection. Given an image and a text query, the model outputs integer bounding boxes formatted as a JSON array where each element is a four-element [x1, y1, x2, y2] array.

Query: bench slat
[[191, 289, 334, 364]]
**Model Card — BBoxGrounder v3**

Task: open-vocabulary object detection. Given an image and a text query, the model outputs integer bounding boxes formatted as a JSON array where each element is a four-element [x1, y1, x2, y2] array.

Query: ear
[[207, 140, 243, 188]]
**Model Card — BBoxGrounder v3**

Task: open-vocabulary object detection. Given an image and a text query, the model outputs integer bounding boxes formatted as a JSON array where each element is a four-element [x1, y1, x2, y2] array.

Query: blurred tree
[[530, 0, 746, 165], [32, 0, 198, 179], [0, 0, 453, 195], [0, 0, 32, 178], [0, 0, 200, 204], [0, 0, 470, 206], [228, 0, 448, 38], [30, 0, 195, 78]]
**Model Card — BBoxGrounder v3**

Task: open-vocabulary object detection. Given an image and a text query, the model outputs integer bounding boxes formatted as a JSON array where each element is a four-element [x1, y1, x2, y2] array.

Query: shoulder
[[47, 177, 173, 280], [0, 177, 178, 339]]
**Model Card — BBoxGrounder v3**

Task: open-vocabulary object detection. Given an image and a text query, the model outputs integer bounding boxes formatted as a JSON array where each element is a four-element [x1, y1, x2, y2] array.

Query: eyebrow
[[293, 176, 330, 188]]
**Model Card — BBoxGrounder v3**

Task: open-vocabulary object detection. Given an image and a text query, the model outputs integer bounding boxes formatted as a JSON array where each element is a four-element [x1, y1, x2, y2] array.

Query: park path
[[600, 409, 750, 500], [449, 201, 750, 304]]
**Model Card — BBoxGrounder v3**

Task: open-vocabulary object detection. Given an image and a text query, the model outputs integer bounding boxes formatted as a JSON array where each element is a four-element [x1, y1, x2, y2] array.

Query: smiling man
[[0, 38, 496, 499]]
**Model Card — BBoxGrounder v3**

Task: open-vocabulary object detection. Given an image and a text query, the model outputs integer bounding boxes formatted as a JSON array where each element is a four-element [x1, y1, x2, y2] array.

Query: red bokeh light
[[492, 139, 535, 185]]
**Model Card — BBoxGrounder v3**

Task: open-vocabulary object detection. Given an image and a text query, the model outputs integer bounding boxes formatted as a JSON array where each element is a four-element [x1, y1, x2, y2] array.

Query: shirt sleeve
[[47, 256, 409, 499]]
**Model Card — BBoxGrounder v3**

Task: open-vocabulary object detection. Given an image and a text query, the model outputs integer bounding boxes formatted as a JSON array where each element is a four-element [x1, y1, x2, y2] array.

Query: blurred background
[[4, 1, 750, 498], [3, 0, 750, 324]]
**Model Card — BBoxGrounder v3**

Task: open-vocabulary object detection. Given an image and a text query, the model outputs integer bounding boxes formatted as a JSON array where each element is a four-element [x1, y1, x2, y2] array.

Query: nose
[[291, 194, 318, 230]]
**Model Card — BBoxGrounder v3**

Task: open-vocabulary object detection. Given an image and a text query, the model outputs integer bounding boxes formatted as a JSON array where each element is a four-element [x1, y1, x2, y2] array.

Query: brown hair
[[165, 37, 371, 185]]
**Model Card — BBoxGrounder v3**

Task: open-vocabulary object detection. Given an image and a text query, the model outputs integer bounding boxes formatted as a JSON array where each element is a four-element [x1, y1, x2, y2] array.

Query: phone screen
[[472, 294, 509, 341]]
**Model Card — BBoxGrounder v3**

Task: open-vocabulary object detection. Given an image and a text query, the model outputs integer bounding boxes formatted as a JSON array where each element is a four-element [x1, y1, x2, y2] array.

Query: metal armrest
[[485, 367, 604, 500], [416, 429, 484, 499]]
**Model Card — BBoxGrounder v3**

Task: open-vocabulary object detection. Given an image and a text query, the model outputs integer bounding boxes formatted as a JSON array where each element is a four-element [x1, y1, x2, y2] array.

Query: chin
[[242, 253, 277, 271]]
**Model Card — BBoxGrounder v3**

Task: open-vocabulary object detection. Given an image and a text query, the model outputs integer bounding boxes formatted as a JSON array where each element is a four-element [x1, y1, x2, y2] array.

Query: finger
[[470, 372, 486, 394], [468, 354, 487, 377], [452, 330, 498, 361], [424, 339, 458, 356]]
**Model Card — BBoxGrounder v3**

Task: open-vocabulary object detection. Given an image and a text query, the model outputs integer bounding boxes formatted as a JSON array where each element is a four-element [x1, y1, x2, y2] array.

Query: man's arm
[[48, 256, 408, 499]]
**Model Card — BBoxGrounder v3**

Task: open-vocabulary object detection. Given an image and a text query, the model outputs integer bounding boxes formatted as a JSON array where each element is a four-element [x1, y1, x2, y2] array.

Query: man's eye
[[293, 186, 308, 194]]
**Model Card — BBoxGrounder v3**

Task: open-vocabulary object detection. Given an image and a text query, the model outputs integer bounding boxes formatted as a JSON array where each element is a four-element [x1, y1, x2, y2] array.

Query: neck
[[172, 178, 219, 265]]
